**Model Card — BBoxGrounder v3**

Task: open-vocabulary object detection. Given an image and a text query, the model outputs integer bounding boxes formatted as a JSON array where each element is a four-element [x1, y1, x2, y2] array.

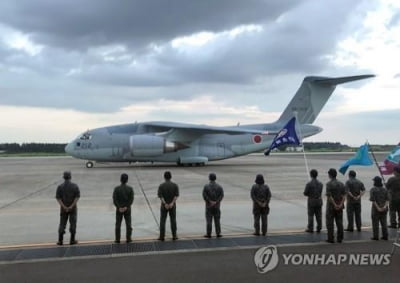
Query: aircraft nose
[[65, 142, 74, 156]]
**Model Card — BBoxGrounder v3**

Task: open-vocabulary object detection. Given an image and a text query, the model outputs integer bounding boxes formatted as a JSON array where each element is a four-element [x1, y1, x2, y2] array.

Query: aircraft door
[[112, 147, 123, 158]]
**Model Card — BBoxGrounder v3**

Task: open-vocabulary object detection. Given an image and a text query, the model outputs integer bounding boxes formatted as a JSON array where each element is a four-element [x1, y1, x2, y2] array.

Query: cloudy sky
[[0, 0, 399, 145]]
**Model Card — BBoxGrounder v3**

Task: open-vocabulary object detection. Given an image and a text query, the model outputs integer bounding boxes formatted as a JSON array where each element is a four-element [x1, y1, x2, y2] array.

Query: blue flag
[[338, 144, 373, 175], [264, 117, 300, 155]]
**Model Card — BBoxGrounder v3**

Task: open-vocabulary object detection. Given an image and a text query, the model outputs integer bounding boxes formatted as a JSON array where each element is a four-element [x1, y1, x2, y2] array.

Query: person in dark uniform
[[157, 171, 179, 241], [303, 169, 323, 233], [56, 171, 80, 245], [386, 166, 400, 228], [251, 174, 271, 236], [344, 170, 366, 232], [113, 173, 134, 243], [325, 168, 346, 243], [370, 176, 389, 240], [203, 173, 224, 238], [389, 199, 397, 228]]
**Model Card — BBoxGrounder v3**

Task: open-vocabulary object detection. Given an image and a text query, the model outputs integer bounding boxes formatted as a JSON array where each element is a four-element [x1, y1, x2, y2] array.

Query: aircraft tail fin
[[278, 75, 375, 124]]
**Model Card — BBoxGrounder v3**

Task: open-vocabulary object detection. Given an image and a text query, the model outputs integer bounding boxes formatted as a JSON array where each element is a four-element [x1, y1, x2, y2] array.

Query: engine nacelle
[[129, 135, 186, 156]]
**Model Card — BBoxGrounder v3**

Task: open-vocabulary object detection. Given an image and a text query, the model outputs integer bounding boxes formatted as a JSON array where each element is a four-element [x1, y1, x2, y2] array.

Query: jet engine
[[129, 135, 187, 156]]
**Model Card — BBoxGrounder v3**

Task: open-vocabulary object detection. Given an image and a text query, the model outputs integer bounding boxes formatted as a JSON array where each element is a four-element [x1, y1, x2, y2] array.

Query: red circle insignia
[[253, 135, 262, 144]]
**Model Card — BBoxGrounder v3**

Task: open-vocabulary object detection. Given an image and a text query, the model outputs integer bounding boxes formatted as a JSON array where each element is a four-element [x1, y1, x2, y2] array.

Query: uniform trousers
[[115, 207, 132, 241], [326, 207, 344, 242], [205, 206, 221, 236], [346, 201, 362, 230], [159, 205, 177, 239]]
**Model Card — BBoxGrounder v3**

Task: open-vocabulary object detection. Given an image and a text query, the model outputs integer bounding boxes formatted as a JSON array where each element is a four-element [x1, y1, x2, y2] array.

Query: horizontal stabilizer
[[278, 74, 375, 124], [308, 74, 375, 85]]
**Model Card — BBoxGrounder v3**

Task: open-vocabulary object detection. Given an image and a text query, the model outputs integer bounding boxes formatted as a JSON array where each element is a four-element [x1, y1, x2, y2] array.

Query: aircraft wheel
[[86, 161, 94, 168]]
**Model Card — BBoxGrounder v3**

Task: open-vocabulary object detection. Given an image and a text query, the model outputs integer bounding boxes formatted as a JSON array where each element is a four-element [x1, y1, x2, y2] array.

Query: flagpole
[[294, 112, 310, 179], [367, 141, 386, 184]]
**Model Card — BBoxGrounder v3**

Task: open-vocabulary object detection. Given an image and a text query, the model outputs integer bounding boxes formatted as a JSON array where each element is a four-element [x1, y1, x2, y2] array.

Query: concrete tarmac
[[1, 241, 399, 283], [0, 153, 388, 247]]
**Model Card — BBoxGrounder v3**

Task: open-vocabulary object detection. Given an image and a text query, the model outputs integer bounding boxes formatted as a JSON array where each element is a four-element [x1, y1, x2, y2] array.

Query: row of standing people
[[304, 166, 400, 243], [55, 166, 400, 245], [55, 171, 271, 245]]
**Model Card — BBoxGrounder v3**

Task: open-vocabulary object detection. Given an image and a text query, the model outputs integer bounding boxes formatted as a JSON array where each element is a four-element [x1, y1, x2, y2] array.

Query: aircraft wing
[[141, 121, 275, 136]]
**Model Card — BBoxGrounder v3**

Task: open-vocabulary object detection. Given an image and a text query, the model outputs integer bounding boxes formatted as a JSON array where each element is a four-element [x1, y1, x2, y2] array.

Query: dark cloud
[[0, 0, 297, 50], [70, 0, 366, 86], [0, 0, 373, 113]]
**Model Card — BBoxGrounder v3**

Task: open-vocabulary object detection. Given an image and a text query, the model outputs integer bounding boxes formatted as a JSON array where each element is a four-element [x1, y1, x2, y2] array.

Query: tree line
[[303, 142, 350, 151], [0, 143, 67, 153], [285, 142, 395, 152]]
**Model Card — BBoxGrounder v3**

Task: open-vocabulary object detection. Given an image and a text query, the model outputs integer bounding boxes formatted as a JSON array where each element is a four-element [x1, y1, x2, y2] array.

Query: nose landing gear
[[86, 161, 94, 168]]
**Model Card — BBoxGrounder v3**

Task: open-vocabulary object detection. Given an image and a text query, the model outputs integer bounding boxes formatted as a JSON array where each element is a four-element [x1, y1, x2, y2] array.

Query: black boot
[[115, 228, 121, 244], [70, 233, 78, 245], [57, 234, 63, 245]]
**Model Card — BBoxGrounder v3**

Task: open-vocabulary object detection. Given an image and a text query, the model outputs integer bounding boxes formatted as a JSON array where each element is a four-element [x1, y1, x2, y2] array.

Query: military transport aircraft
[[65, 75, 374, 168]]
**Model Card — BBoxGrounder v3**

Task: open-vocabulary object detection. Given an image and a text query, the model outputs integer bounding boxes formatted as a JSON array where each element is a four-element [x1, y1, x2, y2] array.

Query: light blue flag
[[339, 144, 373, 175]]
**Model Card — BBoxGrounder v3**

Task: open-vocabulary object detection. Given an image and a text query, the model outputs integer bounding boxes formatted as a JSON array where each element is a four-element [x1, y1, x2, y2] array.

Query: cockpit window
[[79, 132, 92, 140]]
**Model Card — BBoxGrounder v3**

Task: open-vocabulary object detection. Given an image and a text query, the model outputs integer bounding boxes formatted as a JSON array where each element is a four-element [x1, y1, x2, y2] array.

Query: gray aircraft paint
[[65, 75, 374, 167]]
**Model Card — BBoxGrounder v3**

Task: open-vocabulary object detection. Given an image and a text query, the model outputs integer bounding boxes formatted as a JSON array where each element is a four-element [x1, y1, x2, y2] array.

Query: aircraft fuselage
[[65, 122, 321, 166]]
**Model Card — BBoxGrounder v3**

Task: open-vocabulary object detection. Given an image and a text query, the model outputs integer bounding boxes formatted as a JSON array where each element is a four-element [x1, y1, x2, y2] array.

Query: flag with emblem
[[379, 144, 400, 175], [264, 117, 300, 156]]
